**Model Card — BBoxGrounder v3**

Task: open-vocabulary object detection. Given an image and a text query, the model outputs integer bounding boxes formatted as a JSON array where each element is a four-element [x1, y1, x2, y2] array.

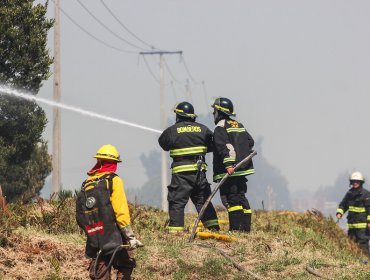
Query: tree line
[[0, 1, 53, 202]]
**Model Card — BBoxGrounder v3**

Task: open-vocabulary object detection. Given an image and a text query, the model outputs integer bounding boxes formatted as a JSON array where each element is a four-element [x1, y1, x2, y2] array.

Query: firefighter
[[336, 171, 370, 255], [158, 101, 220, 233], [211, 97, 255, 232], [76, 144, 143, 280]]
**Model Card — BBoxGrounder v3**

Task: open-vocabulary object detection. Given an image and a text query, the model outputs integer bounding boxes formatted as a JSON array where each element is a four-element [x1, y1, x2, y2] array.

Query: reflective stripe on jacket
[[337, 186, 370, 227], [158, 120, 213, 173], [213, 119, 254, 182], [170, 146, 207, 157]]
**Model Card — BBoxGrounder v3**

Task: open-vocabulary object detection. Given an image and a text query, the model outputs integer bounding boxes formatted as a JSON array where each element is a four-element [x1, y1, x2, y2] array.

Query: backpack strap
[[81, 173, 118, 195], [102, 173, 118, 195], [80, 180, 87, 191]]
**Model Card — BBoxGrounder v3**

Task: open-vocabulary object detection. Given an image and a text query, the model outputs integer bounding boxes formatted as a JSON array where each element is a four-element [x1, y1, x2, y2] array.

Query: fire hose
[[189, 150, 257, 241]]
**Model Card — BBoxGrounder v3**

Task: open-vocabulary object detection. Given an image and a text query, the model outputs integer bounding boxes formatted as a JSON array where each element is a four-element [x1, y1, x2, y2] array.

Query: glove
[[121, 225, 144, 250], [128, 238, 144, 250], [226, 166, 235, 175], [336, 213, 342, 219]]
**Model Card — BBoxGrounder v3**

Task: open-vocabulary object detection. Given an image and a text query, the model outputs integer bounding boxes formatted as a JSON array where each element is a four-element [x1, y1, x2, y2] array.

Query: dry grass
[[0, 200, 369, 279], [0, 229, 87, 279]]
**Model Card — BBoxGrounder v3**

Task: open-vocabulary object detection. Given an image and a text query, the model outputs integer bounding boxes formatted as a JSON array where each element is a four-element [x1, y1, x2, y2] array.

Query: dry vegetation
[[0, 195, 369, 279]]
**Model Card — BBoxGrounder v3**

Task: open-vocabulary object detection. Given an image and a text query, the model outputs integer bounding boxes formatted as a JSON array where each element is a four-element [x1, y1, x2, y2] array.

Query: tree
[[313, 171, 353, 215], [126, 151, 162, 208], [314, 171, 351, 203], [0, 0, 53, 202]]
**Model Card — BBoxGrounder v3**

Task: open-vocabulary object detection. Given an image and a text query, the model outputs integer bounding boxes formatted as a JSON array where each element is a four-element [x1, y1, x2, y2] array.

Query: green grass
[[0, 201, 369, 279]]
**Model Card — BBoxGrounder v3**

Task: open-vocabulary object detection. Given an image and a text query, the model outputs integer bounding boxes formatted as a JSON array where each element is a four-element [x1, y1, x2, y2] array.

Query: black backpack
[[76, 173, 123, 257]]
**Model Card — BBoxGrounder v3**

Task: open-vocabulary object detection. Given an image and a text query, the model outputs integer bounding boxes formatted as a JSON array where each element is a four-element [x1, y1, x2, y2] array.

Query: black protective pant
[[220, 176, 251, 232], [348, 228, 370, 255], [167, 171, 219, 231]]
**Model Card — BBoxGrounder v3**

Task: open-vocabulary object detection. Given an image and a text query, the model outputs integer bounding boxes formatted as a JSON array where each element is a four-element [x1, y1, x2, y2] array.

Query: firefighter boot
[[202, 218, 220, 231], [241, 212, 252, 232], [206, 223, 220, 231], [228, 208, 244, 231], [199, 203, 220, 231]]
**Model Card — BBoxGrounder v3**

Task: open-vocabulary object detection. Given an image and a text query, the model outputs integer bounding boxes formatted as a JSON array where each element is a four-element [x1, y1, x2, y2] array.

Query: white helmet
[[349, 171, 365, 182]]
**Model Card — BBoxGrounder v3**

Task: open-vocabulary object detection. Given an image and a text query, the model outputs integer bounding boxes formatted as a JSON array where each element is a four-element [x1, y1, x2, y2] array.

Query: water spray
[[0, 85, 162, 134]]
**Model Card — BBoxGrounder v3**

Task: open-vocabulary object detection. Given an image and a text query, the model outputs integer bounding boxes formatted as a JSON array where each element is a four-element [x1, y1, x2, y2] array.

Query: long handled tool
[[93, 245, 131, 279], [189, 150, 257, 241]]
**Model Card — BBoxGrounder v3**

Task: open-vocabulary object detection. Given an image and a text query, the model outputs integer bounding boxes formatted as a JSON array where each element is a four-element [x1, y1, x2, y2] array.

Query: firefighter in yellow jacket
[[76, 144, 143, 280]]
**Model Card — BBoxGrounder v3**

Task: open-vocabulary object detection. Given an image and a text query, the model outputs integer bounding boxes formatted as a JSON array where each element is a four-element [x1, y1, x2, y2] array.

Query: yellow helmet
[[349, 171, 365, 182], [94, 144, 122, 162]]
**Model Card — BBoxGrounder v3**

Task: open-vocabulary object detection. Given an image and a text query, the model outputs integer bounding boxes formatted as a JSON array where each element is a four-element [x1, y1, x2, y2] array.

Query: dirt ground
[[0, 231, 88, 280]]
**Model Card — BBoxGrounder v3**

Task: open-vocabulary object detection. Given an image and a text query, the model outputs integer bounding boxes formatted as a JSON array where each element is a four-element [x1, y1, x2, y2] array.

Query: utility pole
[[140, 50, 182, 211], [52, 0, 61, 196]]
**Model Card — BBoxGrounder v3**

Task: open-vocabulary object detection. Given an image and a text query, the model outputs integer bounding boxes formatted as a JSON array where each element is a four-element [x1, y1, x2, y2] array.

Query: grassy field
[[0, 197, 369, 279]]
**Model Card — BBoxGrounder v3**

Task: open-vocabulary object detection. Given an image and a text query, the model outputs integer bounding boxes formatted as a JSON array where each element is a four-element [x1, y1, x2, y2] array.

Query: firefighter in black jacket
[[158, 102, 220, 233], [212, 97, 255, 232], [336, 171, 370, 255]]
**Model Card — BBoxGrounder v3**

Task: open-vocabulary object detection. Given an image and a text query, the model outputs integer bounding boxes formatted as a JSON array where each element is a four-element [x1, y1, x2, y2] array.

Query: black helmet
[[211, 97, 235, 116], [174, 102, 197, 119]]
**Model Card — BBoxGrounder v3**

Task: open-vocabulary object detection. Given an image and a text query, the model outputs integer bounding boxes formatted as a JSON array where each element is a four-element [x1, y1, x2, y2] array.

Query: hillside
[[0, 198, 369, 280]]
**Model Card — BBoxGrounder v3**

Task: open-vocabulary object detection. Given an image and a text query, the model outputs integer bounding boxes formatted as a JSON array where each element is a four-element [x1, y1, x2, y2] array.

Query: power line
[[142, 55, 160, 83], [201, 80, 210, 110], [76, 0, 149, 51], [179, 55, 209, 111], [185, 79, 193, 103], [163, 57, 184, 85], [140, 51, 182, 85], [180, 55, 202, 85], [165, 57, 210, 107], [53, 0, 138, 54], [170, 81, 179, 102], [171, 82, 187, 100], [202, 80, 209, 101], [99, 0, 162, 51]]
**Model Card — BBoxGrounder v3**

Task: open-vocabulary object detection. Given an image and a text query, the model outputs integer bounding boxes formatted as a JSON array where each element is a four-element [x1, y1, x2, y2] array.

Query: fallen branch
[[193, 242, 263, 280], [306, 266, 331, 279]]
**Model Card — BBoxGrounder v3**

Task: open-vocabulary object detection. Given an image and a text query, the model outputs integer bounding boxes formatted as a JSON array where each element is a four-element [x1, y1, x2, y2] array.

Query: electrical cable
[[99, 0, 162, 51], [76, 0, 149, 51], [180, 55, 202, 85], [172, 83, 187, 100], [201, 80, 210, 108], [185, 79, 193, 103], [163, 57, 184, 85], [142, 55, 160, 83], [52, 0, 138, 54], [140, 56, 172, 86], [170, 81, 179, 103]]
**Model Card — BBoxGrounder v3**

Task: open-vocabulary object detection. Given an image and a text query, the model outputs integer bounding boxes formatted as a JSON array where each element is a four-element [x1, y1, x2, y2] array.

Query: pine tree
[[0, 0, 53, 202]]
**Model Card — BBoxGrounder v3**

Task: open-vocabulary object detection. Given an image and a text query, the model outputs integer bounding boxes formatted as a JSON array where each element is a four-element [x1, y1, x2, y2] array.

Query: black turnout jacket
[[213, 118, 254, 182], [337, 186, 370, 229], [158, 121, 213, 174]]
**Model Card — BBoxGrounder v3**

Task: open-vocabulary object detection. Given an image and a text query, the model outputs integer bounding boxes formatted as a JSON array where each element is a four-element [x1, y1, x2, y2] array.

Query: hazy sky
[[36, 0, 370, 195]]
